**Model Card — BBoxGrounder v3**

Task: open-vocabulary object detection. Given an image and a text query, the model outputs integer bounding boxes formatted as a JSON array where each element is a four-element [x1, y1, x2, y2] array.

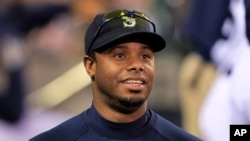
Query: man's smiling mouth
[[123, 80, 144, 84]]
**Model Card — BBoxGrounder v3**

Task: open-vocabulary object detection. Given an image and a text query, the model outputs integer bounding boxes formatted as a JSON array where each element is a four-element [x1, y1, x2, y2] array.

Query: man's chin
[[111, 98, 145, 114], [119, 98, 145, 108]]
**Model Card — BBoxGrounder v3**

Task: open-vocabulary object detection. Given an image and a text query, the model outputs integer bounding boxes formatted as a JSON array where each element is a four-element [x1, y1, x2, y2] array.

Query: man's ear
[[83, 55, 96, 80]]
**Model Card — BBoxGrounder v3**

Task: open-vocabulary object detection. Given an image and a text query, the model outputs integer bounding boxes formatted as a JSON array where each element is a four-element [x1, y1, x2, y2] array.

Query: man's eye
[[114, 54, 125, 59], [141, 54, 151, 60]]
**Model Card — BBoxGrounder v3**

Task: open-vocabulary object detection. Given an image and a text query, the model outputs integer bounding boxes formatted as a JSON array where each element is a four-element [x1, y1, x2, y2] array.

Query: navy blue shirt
[[30, 106, 202, 141]]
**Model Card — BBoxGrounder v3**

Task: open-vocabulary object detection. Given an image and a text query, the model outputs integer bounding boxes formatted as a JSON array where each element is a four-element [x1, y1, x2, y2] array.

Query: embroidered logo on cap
[[122, 16, 136, 28]]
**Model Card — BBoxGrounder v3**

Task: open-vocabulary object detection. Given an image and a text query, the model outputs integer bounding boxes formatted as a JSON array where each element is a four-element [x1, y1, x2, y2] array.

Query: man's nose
[[126, 57, 144, 72]]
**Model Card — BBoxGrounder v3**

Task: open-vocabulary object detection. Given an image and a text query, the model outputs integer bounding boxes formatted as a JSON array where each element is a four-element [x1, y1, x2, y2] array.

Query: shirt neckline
[[87, 105, 154, 139]]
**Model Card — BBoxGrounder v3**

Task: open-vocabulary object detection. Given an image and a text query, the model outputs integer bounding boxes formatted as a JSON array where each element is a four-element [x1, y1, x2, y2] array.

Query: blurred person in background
[[0, 17, 26, 124], [0, 1, 76, 140], [30, 9, 202, 141], [0, 0, 31, 125], [182, 0, 250, 140], [199, 0, 250, 140], [230, 0, 250, 124], [178, 0, 229, 137]]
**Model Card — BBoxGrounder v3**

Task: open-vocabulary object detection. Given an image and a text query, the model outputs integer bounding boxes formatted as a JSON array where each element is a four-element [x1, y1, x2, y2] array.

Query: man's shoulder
[[150, 110, 202, 141], [30, 111, 89, 141]]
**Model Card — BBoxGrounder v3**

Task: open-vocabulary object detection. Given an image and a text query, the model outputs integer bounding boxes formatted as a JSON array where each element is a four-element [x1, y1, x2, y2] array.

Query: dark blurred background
[[0, 0, 203, 140]]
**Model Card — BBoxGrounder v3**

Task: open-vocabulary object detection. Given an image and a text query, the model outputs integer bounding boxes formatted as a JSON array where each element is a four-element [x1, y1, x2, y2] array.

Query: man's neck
[[93, 101, 147, 123]]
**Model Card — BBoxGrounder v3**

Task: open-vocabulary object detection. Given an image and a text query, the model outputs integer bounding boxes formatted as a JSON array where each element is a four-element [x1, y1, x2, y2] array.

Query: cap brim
[[93, 31, 166, 52]]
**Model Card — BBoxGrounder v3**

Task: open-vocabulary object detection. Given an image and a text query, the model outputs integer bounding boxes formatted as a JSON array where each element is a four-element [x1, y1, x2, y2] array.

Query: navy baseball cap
[[84, 9, 166, 55]]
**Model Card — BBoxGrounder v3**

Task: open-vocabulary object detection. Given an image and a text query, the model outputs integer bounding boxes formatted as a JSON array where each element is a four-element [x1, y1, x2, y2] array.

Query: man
[[30, 9, 202, 141]]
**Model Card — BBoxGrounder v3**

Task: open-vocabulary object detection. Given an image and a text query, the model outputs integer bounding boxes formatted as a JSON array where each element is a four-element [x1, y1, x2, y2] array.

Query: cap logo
[[122, 16, 136, 28]]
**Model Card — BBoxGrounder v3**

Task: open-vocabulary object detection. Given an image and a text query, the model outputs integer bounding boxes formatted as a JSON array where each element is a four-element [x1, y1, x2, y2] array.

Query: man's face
[[90, 42, 155, 114]]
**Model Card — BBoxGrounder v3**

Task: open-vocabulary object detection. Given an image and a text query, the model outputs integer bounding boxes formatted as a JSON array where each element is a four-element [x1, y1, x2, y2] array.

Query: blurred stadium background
[[0, 0, 200, 140]]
